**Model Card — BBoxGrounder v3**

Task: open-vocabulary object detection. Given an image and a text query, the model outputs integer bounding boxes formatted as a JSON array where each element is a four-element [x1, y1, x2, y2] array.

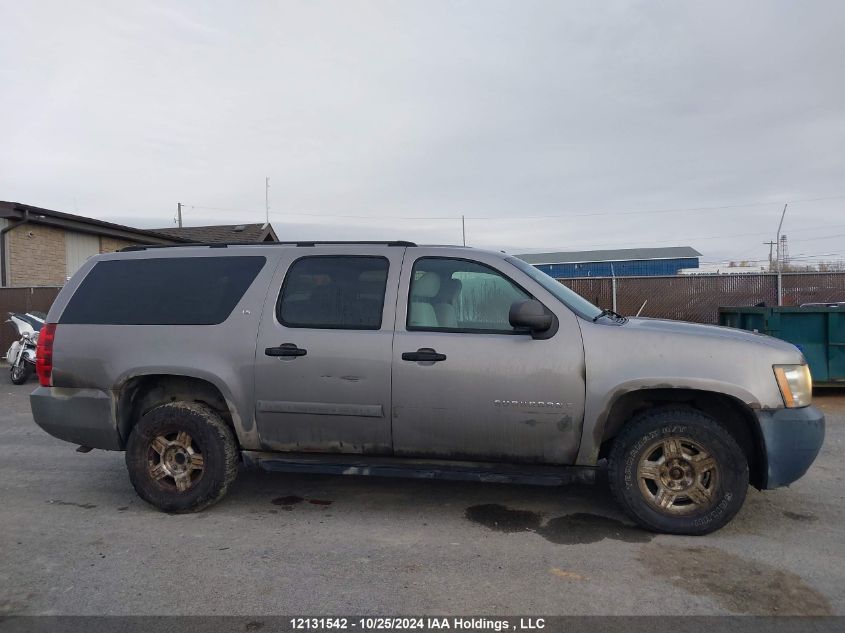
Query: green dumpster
[[719, 305, 845, 386]]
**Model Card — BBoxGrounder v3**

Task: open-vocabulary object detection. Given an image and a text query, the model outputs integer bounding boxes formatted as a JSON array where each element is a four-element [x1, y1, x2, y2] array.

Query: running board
[[242, 451, 596, 487]]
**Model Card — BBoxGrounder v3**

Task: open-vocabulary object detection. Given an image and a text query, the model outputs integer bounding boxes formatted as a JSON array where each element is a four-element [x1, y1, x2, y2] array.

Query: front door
[[254, 248, 404, 454], [391, 250, 586, 464]]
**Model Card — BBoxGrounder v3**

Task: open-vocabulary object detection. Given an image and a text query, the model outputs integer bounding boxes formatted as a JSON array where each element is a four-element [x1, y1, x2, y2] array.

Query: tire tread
[[608, 406, 748, 535], [125, 401, 239, 513]]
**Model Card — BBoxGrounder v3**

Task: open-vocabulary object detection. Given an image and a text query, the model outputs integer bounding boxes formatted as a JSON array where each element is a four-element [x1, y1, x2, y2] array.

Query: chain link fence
[[782, 273, 845, 307], [2, 274, 844, 354], [559, 272, 845, 324]]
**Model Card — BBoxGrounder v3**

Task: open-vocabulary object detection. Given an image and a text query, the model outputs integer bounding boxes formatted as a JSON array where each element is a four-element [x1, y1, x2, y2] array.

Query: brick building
[[0, 202, 189, 287], [1, 201, 281, 287]]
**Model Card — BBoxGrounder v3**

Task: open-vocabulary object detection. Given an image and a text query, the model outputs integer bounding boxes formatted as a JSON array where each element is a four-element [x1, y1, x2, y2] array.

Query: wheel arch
[[597, 387, 767, 489], [115, 373, 240, 449]]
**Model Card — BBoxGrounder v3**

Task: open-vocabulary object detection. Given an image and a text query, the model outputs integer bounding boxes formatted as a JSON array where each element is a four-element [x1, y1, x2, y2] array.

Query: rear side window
[[277, 256, 389, 329], [60, 256, 266, 325]]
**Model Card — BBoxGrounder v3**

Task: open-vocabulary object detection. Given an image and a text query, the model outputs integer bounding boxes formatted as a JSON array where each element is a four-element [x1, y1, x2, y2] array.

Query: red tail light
[[36, 323, 57, 387]]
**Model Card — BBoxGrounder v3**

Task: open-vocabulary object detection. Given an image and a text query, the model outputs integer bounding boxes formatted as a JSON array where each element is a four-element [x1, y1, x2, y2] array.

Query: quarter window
[[407, 258, 532, 332], [60, 256, 266, 325], [278, 256, 389, 329]]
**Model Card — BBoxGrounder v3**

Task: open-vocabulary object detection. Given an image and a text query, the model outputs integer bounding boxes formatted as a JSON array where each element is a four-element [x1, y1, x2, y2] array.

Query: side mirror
[[509, 300, 557, 339]]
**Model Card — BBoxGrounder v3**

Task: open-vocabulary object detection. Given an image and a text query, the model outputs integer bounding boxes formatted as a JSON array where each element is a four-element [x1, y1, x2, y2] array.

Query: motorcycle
[[4, 311, 45, 384]]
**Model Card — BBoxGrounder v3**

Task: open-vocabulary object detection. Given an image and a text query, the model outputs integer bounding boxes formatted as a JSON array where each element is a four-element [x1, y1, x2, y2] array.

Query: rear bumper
[[756, 404, 825, 489], [30, 386, 122, 450]]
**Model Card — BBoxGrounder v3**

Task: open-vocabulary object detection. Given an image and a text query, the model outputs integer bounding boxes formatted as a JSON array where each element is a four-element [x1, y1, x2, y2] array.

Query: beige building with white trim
[[0, 202, 188, 287], [1, 201, 281, 287]]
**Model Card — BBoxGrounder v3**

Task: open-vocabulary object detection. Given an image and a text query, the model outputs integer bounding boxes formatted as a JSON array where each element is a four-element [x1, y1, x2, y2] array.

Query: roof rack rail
[[120, 240, 417, 252]]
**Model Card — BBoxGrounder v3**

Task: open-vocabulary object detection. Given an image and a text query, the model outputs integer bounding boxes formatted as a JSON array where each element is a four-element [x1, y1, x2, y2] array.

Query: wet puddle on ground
[[638, 544, 832, 615], [465, 503, 652, 544], [782, 510, 817, 522], [46, 499, 97, 510], [271, 495, 333, 509], [271, 495, 304, 506]]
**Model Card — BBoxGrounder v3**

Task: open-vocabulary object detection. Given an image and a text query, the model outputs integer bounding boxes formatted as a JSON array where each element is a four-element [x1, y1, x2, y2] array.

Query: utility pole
[[461, 215, 466, 246], [177, 202, 183, 228], [264, 177, 270, 228], [763, 240, 776, 270]]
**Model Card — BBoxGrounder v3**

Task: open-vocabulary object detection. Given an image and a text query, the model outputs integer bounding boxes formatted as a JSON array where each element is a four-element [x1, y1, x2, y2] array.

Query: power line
[[473, 194, 845, 220], [186, 204, 456, 220], [182, 193, 845, 222], [504, 223, 845, 255], [699, 253, 845, 265], [177, 195, 845, 261], [784, 251, 845, 260], [788, 232, 845, 243]]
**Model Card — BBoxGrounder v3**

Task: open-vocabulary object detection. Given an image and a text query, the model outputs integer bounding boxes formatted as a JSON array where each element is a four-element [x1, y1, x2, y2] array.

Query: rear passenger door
[[253, 247, 403, 454]]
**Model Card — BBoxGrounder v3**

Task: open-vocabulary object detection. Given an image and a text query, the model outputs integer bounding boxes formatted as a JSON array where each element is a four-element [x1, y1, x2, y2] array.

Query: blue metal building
[[515, 246, 701, 278]]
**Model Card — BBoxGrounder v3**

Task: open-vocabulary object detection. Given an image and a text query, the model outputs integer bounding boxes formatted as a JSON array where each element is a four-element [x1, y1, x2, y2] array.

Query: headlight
[[773, 364, 812, 408]]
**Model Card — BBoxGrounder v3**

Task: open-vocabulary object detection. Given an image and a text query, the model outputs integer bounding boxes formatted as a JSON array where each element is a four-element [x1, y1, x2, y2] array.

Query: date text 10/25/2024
[[289, 618, 547, 631]]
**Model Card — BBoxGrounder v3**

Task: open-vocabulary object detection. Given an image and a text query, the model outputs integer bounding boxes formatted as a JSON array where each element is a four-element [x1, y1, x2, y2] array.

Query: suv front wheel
[[608, 407, 749, 535], [126, 402, 239, 513]]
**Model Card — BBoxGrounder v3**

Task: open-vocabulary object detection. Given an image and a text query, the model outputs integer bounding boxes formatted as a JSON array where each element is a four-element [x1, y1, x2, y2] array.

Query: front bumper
[[756, 404, 825, 489], [30, 386, 122, 450]]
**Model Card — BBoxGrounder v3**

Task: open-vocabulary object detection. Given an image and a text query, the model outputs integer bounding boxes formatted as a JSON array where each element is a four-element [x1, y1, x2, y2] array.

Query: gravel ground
[[1, 380, 843, 616]]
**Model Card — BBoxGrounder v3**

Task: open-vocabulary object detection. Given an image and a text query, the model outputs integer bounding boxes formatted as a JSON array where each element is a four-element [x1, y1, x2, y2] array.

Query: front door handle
[[265, 343, 307, 357], [401, 348, 447, 362]]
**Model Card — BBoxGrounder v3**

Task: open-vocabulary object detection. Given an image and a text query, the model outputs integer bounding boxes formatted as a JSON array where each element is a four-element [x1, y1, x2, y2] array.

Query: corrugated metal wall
[[64, 232, 100, 280], [535, 257, 699, 278]]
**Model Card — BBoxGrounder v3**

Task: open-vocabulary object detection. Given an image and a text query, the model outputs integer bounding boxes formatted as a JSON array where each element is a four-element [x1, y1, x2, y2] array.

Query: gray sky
[[2, 1, 844, 265]]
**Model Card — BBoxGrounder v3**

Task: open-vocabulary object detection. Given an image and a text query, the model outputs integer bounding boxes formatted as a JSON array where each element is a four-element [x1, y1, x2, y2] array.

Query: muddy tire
[[10, 363, 32, 385], [125, 402, 239, 513], [608, 407, 748, 535]]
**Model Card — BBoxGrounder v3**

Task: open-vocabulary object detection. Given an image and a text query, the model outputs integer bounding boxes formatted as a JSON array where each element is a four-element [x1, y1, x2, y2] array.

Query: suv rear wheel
[[125, 402, 239, 513], [608, 407, 748, 535]]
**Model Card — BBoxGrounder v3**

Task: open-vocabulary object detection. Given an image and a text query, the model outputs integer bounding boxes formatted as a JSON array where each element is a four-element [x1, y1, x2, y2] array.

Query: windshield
[[505, 256, 604, 320]]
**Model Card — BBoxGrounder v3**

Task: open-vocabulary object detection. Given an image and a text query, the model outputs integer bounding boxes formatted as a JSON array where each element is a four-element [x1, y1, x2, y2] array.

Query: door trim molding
[[256, 400, 384, 418]]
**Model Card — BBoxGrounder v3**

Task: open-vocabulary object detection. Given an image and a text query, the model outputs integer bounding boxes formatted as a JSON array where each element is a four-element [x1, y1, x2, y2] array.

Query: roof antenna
[[263, 177, 269, 229]]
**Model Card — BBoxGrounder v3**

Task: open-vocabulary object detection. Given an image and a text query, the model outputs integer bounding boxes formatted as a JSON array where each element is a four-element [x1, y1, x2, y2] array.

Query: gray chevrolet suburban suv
[[30, 241, 825, 534]]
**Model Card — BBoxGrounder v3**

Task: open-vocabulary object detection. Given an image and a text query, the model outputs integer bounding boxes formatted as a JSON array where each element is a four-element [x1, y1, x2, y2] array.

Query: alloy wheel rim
[[636, 436, 719, 515], [147, 431, 204, 492]]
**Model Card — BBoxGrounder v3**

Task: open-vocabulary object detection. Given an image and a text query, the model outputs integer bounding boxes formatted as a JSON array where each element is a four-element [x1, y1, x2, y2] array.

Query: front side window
[[278, 256, 389, 329], [407, 258, 532, 333]]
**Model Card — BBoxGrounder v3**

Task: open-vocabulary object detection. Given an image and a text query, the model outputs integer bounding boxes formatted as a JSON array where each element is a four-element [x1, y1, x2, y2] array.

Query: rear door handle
[[265, 343, 307, 357], [401, 348, 447, 362]]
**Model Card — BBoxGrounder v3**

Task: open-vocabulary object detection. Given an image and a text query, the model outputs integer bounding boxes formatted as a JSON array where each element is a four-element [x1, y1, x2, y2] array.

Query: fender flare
[[575, 377, 762, 466], [112, 367, 253, 448]]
